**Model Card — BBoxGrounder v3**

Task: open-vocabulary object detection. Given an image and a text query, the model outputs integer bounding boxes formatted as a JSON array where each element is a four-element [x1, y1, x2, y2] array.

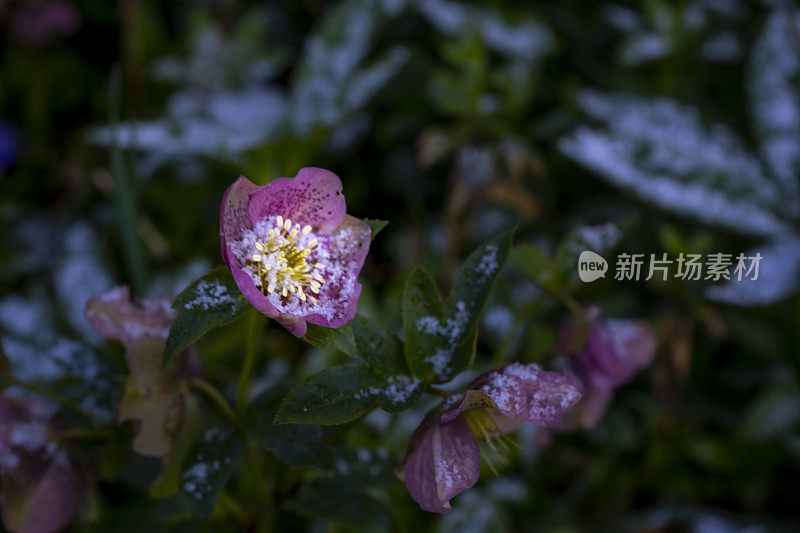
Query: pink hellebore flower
[[396, 363, 582, 513], [0, 393, 82, 533], [220, 168, 371, 337], [558, 307, 657, 430]]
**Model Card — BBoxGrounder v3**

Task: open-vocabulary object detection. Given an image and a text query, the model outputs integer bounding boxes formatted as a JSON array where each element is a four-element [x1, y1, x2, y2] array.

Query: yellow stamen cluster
[[247, 215, 326, 304]]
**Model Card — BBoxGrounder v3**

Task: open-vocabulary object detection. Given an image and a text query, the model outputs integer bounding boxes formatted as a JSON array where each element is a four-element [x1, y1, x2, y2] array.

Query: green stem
[[236, 312, 265, 412], [190, 379, 236, 422], [426, 385, 452, 398]]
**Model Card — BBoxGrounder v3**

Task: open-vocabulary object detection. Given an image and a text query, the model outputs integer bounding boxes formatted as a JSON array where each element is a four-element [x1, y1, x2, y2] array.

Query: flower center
[[244, 215, 325, 304]]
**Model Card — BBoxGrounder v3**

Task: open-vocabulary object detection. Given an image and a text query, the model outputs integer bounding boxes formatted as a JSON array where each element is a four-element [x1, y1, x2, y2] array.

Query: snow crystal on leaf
[[184, 279, 238, 310], [559, 91, 791, 237]]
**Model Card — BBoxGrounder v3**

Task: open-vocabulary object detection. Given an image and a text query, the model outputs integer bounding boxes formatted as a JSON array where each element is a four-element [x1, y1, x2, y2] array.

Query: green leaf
[[404, 227, 515, 382], [244, 391, 333, 469], [275, 360, 422, 425], [164, 267, 250, 366], [403, 267, 445, 379], [179, 426, 246, 520], [364, 218, 389, 240], [350, 316, 406, 376], [303, 323, 358, 358], [283, 478, 393, 530], [740, 385, 800, 442], [510, 243, 562, 291], [275, 363, 382, 425]]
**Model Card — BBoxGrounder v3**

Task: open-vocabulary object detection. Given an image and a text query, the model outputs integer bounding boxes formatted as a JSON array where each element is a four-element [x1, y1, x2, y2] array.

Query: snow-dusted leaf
[[290, 0, 408, 134], [164, 267, 250, 366], [559, 91, 791, 237], [180, 426, 246, 520], [747, 7, 800, 211], [303, 323, 358, 358], [403, 227, 515, 382], [417, 0, 553, 62], [705, 236, 800, 305]]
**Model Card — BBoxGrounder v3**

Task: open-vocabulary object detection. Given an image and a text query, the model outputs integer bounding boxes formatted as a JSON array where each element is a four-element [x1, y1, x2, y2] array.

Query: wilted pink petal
[[396, 412, 480, 513], [220, 168, 370, 337], [85, 287, 201, 457]]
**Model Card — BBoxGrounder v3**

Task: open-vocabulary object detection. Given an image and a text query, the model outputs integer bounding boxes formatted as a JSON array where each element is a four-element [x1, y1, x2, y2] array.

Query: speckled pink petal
[[249, 167, 346, 232], [398, 414, 480, 513], [302, 215, 371, 329], [220, 175, 261, 257], [515, 368, 582, 427]]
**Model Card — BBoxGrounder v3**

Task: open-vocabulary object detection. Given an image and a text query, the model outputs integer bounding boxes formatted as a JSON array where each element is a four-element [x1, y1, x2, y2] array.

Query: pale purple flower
[[220, 168, 371, 337], [396, 363, 581, 513], [558, 307, 657, 429], [0, 392, 82, 533]]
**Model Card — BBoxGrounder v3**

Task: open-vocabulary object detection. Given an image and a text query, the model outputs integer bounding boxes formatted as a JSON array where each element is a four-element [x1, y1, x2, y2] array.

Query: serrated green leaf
[[303, 323, 358, 358], [164, 267, 250, 366], [350, 316, 406, 376], [244, 391, 333, 469], [404, 227, 515, 382], [403, 267, 445, 380], [364, 218, 389, 240], [179, 426, 246, 520], [275, 363, 382, 425], [740, 385, 800, 442], [283, 478, 393, 530]]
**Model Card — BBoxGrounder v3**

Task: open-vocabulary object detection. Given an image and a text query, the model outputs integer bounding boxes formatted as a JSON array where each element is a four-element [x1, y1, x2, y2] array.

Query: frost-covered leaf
[[417, 0, 554, 62], [283, 478, 393, 529], [290, 0, 408, 134], [740, 384, 800, 441], [180, 426, 246, 520], [403, 267, 446, 379], [92, 88, 287, 159], [747, 8, 800, 211], [276, 359, 421, 425], [705, 236, 800, 305], [54, 222, 113, 343], [364, 218, 389, 240], [165, 267, 249, 366], [405, 227, 515, 382], [556, 218, 632, 279], [559, 91, 791, 237], [275, 362, 383, 425], [244, 391, 333, 469]]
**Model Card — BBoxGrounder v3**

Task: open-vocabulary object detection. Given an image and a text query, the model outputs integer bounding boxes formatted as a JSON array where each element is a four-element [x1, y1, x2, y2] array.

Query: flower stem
[[236, 312, 265, 412], [425, 385, 452, 398], [190, 378, 236, 422]]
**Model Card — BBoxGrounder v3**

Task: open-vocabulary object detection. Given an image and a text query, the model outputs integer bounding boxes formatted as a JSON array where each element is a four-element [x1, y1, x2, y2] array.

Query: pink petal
[[249, 167, 346, 232], [605, 319, 657, 377], [228, 265, 308, 337], [301, 215, 371, 329], [220, 175, 261, 261], [398, 413, 480, 513], [501, 364, 583, 427], [84, 286, 174, 347]]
